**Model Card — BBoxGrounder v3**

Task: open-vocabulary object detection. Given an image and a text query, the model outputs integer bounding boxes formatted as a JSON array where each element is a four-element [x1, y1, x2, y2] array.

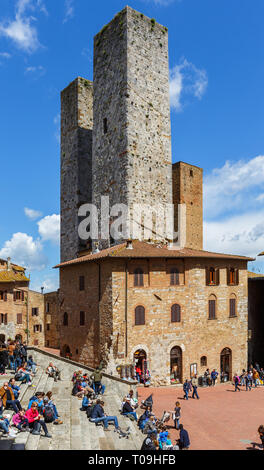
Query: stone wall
[[44, 291, 60, 349], [92, 7, 172, 247], [28, 290, 45, 347], [173, 162, 203, 250], [61, 77, 93, 262]]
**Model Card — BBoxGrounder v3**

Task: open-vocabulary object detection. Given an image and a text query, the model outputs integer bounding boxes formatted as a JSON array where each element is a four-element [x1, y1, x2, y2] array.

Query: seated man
[[90, 367, 105, 396], [90, 399, 120, 431], [46, 363, 61, 382], [26, 355, 37, 375], [122, 397, 138, 421], [8, 378, 21, 399], [0, 382, 22, 414], [127, 390, 138, 409]]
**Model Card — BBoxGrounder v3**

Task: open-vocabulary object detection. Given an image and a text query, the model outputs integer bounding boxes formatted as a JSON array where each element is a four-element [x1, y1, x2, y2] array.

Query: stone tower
[[92, 6, 173, 247], [172, 161, 203, 250], [60, 77, 93, 262]]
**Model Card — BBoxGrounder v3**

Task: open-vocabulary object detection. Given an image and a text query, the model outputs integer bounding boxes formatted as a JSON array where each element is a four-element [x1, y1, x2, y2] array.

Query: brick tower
[[60, 77, 93, 262], [172, 161, 203, 250], [92, 6, 173, 247]]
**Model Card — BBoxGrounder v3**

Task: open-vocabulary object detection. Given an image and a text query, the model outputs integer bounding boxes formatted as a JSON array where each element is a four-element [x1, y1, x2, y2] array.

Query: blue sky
[[0, 0, 263, 292]]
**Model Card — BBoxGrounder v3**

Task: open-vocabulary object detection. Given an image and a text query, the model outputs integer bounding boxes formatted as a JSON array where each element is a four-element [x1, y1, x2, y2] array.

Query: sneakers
[[45, 433, 52, 438], [32, 430, 40, 435], [8, 430, 17, 438]]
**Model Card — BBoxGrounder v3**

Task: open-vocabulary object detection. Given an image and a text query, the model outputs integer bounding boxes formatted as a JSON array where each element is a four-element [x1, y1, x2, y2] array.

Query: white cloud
[[24, 207, 43, 220], [37, 214, 60, 244], [24, 65, 45, 77], [30, 275, 59, 293], [0, 0, 46, 53], [0, 232, 47, 271], [54, 113, 60, 144], [170, 58, 208, 111], [63, 0, 74, 24], [0, 52, 11, 59], [204, 156, 264, 219]]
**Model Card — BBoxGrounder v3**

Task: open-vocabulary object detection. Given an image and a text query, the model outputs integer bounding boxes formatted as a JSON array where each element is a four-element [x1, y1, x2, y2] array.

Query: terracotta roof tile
[[0, 270, 29, 283], [54, 240, 254, 268]]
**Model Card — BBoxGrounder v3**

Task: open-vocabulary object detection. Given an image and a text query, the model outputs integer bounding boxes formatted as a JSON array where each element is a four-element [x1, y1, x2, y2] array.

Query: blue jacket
[[90, 404, 104, 419], [82, 396, 90, 408], [180, 429, 190, 448]]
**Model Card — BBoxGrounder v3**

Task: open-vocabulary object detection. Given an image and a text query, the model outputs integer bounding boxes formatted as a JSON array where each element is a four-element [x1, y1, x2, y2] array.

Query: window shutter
[[21, 291, 24, 302], [215, 269, 220, 286], [4, 291, 7, 302], [230, 298, 236, 317], [134, 269, 144, 287], [209, 300, 216, 319], [17, 313, 22, 324], [135, 306, 145, 325], [13, 291, 16, 301], [206, 268, 210, 285], [235, 268, 239, 285], [4, 314, 8, 325], [227, 268, 231, 286], [170, 269, 179, 286], [171, 304, 181, 322]]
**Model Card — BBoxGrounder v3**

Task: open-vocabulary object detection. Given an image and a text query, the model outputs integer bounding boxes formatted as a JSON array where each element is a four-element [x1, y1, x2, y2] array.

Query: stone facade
[[92, 7, 172, 248], [57, 244, 250, 385], [172, 162, 203, 250], [61, 77, 93, 262], [44, 291, 60, 349], [0, 259, 45, 346]]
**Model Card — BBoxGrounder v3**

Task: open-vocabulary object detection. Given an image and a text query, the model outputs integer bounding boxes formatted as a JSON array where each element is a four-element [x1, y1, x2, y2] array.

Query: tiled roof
[[0, 270, 29, 283], [54, 240, 254, 268], [248, 271, 264, 279]]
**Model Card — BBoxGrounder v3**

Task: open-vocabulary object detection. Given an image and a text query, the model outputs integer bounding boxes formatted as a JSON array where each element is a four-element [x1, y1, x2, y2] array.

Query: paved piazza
[[138, 383, 264, 450]]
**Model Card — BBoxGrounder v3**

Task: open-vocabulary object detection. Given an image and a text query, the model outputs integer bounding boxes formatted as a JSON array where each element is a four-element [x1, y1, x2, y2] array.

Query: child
[[12, 409, 30, 432], [174, 401, 181, 430]]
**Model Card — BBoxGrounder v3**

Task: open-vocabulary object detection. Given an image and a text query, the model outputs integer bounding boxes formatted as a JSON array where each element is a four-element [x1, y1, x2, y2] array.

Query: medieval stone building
[[57, 6, 253, 385], [0, 258, 45, 347]]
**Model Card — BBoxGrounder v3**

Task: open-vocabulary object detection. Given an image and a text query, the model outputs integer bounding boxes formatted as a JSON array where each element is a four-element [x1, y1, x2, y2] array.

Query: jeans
[[246, 382, 251, 391], [174, 418, 180, 430], [235, 382, 240, 391], [15, 418, 29, 430], [9, 356, 15, 370], [29, 419, 49, 434], [184, 390, 189, 400], [192, 386, 199, 399], [91, 416, 119, 429], [93, 382, 104, 395], [17, 373, 31, 383], [6, 399, 22, 413], [123, 411, 137, 421], [0, 420, 9, 434], [14, 357, 22, 371]]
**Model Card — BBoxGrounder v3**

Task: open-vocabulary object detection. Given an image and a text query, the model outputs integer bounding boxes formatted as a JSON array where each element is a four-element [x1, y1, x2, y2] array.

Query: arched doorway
[[170, 346, 182, 384], [15, 334, 22, 343], [0, 334, 5, 346], [220, 348, 232, 381], [62, 344, 71, 359], [134, 349, 147, 383]]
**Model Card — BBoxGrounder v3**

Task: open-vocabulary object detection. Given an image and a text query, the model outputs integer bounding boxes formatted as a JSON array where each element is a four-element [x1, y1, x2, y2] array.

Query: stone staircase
[[0, 361, 144, 450]]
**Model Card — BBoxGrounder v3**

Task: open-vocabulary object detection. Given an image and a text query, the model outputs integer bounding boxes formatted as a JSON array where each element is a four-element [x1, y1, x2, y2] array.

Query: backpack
[[43, 405, 55, 423], [14, 371, 23, 381], [86, 404, 95, 418]]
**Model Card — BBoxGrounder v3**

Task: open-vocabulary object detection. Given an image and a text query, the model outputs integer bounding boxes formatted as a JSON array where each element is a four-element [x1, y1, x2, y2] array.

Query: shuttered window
[[229, 298, 236, 317], [17, 313, 23, 325], [208, 299, 216, 319], [79, 276, 85, 291], [80, 311, 85, 326], [170, 268, 179, 286], [134, 269, 144, 287], [135, 306, 145, 325], [227, 268, 239, 285], [171, 304, 181, 322]]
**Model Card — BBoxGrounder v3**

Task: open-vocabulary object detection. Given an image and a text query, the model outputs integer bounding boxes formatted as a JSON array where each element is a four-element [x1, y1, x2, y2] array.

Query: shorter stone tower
[[172, 161, 203, 250], [60, 77, 93, 263]]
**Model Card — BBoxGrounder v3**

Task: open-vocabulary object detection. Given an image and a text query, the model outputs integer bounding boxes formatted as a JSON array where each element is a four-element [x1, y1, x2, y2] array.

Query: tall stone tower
[[60, 77, 93, 262], [92, 6, 173, 247], [172, 161, 203, 250]]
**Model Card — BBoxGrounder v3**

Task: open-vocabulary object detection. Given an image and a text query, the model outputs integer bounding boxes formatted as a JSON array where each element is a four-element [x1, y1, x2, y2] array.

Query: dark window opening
[[103, 118, 108, 134], [135, 306, 145, 325], [170, 268, 180, 286], [79, 276, 85, 291], [80, 311, 85, 326], [134, 268, 144, 287], [171, 304, 181, 322]]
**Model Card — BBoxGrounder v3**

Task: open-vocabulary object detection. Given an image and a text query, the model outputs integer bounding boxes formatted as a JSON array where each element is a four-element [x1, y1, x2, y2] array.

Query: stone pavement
[[138, 382, 264, 450], [0, 365, 143, 450]]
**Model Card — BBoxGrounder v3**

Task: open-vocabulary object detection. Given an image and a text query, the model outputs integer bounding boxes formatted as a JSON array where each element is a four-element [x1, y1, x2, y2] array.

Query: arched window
[[208, 295, 216, 320], [170, 268, 179, 286], [135, 306, 145, 325], [171, 304, 181, 322], [134, 268, 144, 287], [229, 294, 237, 317], [201, 356, 207, 367], [63, 312, 68, 326]]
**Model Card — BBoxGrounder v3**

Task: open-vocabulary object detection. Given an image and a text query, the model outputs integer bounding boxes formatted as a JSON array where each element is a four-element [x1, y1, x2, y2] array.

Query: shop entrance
[[170, 346, 182, 384], [220, 348, 232, 381], [134, 349, 148, 384], [62, 344, 71, 359]]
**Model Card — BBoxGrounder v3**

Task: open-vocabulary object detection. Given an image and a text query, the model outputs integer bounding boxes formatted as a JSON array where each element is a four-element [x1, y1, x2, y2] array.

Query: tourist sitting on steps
[[24, 402, 52, 437], [0, 382, 22, 414], [44, 391, 63, 424], [0, 412, 17, 438], [26, 355, 38, 375], [15, 364, 33, 384], [89, 399, 121, 432], [8, 378, 21, 400], [122, 397, 138, 421], [141, 430, 159, 450], [12, 409, 30, 432], [28, 392, 45, 412], [81, 391, 92, 411], [46, 363, 62, 382]]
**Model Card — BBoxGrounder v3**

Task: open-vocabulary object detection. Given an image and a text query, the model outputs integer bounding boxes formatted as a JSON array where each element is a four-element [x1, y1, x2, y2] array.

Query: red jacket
[[25, 408, 39, 423]]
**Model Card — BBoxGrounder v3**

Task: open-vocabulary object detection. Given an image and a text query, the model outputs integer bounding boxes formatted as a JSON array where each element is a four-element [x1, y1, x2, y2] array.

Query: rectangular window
[[80, 311, 85, 326], [0, 291, 4, 301], [46, 302, 50, 313], [47, 324, 50, 331], [103, 117, 108, 134], [227, 268, 239, 286], [229, 299, 236, 317], [208, 300, 216, 320], [17, 313, 23, 325], [33, 324, 42, 333], [32, 308, 39, 316], [79, 276, 85, 291]]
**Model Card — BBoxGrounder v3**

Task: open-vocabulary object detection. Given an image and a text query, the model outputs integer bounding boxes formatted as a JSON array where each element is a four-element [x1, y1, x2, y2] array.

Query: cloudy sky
[[0, 0, 263, 292]]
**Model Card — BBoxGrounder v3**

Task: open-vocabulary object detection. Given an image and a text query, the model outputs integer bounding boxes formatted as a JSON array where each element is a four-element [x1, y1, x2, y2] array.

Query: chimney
[[41, 287, 44, 294], [7, 257, 11, 271]]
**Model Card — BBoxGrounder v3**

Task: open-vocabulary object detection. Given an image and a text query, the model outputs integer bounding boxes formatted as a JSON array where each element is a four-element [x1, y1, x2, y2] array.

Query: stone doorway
[[62, 344, 71, 359], [15, 334, 22, 343], [170, 346, 182, 384], [220, 348, 232, 381], [134, 349, 147, 383]]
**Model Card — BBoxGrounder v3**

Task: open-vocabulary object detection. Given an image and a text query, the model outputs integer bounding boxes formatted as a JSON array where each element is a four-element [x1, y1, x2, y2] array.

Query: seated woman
[[28, 392, 45, 412], [81, 391, 91, 411], [12, 409, 30, 432], [15, 364, 33, 385], [24, 402, 52, 437], [0, 412, 17, 437], [44, 391, 63, 424]]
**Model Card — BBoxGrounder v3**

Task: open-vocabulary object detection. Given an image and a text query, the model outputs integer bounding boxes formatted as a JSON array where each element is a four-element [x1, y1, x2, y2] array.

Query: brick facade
[[43, 291, 60, 349]]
